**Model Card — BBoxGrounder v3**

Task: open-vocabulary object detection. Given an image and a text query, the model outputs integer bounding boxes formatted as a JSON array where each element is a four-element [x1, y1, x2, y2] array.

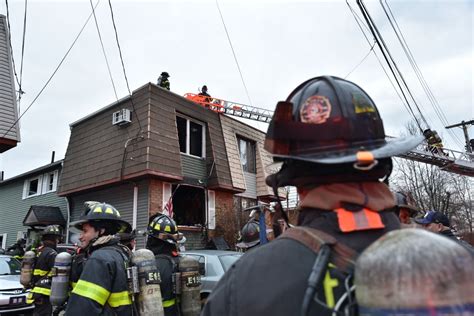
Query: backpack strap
[[279, 226, 357, 272]]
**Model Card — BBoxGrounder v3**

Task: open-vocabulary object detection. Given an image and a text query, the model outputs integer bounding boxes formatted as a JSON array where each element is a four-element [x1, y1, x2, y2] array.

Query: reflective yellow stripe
[[72, 280, 110, 306], [70, 281, 77, 289], [26, 292, 33, 304], [33, 269, 48, 276], [163, 298, 176, 307], [31, 287, 51, 296], [107, 291, 132, 307]]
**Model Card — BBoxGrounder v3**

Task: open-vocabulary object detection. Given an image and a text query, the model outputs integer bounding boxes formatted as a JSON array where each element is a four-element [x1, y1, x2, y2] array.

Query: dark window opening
[[190, 122, 203, 157], [238, 137, 256, 173], [177, 116, 187, 153], [172, 185, 205, 226], [28, 179, 39, 196]]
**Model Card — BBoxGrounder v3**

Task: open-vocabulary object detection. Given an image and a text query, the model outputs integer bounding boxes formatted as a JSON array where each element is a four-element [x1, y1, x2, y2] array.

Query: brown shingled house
[[58, 83, 280, 249]]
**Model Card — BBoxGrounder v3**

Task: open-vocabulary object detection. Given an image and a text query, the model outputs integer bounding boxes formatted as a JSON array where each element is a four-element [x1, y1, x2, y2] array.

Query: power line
[[216, 0, 253, 107], [2, 0, 101, 138], [89, 0, 118, 100], [380, 0, 464, 149], [4, 0, 21, 89], [107, 0, 143, 133], [18, 0, 28, 112], [344, 40, 376, 79], [346, 0, 423, 130]]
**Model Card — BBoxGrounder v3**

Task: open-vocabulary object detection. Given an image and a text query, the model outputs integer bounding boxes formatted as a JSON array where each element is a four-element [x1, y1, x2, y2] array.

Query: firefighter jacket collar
[[299, 182, 395, 211], [88, 235, 119, 255]]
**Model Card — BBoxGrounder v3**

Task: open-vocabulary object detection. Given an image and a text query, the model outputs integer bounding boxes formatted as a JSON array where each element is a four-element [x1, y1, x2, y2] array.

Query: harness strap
[[280, 227, 357, 272]]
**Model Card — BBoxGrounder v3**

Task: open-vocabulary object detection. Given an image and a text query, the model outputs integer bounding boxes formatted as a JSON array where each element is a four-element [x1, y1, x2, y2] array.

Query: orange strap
[[335, 208, 385, 233]]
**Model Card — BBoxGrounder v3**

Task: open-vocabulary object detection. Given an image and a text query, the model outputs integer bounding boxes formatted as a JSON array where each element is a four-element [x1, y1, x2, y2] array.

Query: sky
[[0, 0, 472, 179]]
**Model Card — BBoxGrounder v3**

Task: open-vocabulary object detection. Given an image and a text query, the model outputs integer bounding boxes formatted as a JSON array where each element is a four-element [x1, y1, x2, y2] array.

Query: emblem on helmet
[[299, 95, 331, 124]]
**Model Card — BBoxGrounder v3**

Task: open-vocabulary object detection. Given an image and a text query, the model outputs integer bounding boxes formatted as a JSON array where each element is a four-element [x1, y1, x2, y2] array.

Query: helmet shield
[[265, 76, 423, 164]]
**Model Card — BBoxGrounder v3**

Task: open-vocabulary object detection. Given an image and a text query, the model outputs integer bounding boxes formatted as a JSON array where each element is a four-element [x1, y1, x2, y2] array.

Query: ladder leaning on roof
[[184, 93, 474, 177]]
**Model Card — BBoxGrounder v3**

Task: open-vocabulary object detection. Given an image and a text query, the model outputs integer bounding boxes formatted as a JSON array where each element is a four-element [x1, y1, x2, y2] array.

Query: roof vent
[[112, 109, 132, 126]]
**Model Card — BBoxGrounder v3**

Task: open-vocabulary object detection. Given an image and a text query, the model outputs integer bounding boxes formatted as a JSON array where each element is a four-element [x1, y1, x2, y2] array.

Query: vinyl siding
[[0, 167, 66, 246], [180, 154, 207, 180], [0, 14, 20, 147]]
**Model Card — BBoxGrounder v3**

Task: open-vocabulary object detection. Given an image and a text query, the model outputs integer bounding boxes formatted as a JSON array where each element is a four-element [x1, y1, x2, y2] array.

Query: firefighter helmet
[[265, 76, 423, 164], [236, 220, 260, 249], [161, 71, 170, 78], [147, 214, 179, 244], [70, 202, 131, 234], [394, 192, 419, 216], [264, 76, 423, 187], [42, 225, 62, 237]]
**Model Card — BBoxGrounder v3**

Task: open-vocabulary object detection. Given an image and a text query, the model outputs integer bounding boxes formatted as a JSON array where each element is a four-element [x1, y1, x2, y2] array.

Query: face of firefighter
[[79, 223, 100, 249], [422, 222, 443, 233], [398, 208, 412, 224]]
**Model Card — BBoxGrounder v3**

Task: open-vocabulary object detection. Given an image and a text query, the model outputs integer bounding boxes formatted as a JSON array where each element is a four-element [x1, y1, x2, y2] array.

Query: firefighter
[[65, 202, 133, 315], [202, 76, 424, 315], [6, 238, 26, 260], [146, 214, 181, 316], [236, 220, 260, 252], [157, 71, 171, 90], [28, 225, 62, 316], [117, 228, 137, 251], [394, 191, 420, 225]]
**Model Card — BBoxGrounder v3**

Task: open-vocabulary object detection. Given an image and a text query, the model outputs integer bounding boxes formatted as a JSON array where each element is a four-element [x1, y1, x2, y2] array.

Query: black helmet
[[394, 192, 419, 216], [236, 220, 260, 249], [117, 229, 137, 243], [147, 214, 179, 244], [42, 225, 62, 237], [202, 85, 208, 92], [265, 76, 423, 187], [70, 202, 131, 234], [161, 71, 170, 78]]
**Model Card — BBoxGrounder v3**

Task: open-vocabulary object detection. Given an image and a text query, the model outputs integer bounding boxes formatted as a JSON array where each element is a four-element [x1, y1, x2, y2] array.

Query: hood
[[0, 274, 22, 291]]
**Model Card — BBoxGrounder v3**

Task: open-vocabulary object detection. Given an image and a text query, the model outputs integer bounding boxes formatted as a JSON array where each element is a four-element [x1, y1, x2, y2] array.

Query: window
[[23, 175, 42, 199], [238, 137, 256, 173], [176, 115, 206, 158], [42, 170, 58, 193]]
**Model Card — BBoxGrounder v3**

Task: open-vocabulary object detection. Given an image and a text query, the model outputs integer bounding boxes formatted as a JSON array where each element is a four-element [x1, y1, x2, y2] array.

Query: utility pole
[[446, 119, 474, 153]]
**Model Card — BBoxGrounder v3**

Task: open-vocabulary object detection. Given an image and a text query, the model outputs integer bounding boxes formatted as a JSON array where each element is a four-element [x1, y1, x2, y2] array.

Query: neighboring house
[[58, 83, 282, 249], [0, 160, 67, 249], [0, 15, 20, 153]]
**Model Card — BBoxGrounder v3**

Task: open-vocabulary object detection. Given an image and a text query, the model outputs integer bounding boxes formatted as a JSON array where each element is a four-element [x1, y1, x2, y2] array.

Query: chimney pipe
[[51, 151, 55, 164], [0, 171, 4, 181]]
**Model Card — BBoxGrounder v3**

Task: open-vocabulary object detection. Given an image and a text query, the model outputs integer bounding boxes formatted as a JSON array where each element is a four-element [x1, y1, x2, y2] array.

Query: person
[[355, 228, 474, 314], [117, 228, 137, 251], [28, 225, 62, 315], [65, 202, 133, 315], [394, 191, 420, 225], [198, 85, 211, 103], [423, 129, 446, 156], [6, 238, 26, 260], [146, 213, 181, 316], [157, 71, 170, 90], [236, 220, 260, 252], [202, 75, 424, 316]]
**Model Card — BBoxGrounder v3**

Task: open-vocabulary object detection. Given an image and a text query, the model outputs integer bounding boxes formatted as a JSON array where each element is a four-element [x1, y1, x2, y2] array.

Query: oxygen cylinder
[[50, 252, 72, 306], [131, 249, 164, 316], [179, 256, 201, 316], [20, 251, 36, 287]]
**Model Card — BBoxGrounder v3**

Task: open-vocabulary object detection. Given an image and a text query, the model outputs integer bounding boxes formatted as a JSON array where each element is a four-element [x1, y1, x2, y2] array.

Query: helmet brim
[[236, 239, 260, 249], [69, 219, 131, 234], [271, 135, 424, 164]]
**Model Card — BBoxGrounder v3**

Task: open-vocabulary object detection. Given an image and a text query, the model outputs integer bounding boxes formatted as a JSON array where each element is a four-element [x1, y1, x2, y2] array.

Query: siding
[[0, 14, 20, 150], [181, 154, 207, 180], [0, 168, 67, 247], [69, 180, 149, 249], [236, 171, 257, 198]]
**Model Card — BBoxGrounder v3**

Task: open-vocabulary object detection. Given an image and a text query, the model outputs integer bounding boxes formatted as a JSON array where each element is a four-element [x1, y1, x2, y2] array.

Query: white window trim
[[177, 114, 206, 159], [207, 190, 216, 230], [42, 170, 59, 194], [22, 175, 43, 199], [0, 233, 6, 249]]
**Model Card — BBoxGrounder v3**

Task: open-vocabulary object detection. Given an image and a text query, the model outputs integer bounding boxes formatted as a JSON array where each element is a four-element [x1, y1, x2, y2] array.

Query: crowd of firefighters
[[5, 75, 474, 316]]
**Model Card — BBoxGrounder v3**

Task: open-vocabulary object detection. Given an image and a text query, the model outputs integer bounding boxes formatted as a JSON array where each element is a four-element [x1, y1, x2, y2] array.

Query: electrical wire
[[380, 0, 464, 149], [215, 0, 253, 107], [1, 0, 101, 138], [106, 0, 143, 133], [18, 0, 28, 111], [89, 0, 118, 100], [344, 40, 376, 79], [346, 0, 423, 130], [4, 0, 21, 89], [357, 0, 430, 132]]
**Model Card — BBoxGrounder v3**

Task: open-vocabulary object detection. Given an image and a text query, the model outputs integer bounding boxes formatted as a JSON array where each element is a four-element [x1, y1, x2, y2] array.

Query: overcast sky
[[0, 0, 472, 179]]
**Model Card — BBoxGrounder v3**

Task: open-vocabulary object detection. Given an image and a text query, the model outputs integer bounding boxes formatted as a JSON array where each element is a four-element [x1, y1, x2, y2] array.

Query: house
[[0, 15, 20, 153], [58, 83, 282, 249], [0, 160, 67, 250]]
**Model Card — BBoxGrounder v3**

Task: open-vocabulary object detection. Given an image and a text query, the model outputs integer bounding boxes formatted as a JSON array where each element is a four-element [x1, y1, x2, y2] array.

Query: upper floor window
[[238, 137, 256, 173], [22, 170, 59, 199], [177, 115, 206, 158]]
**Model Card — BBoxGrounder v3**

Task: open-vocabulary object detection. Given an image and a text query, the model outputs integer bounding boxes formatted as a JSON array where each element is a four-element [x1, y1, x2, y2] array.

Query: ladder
[[184, 93, 474, 177]]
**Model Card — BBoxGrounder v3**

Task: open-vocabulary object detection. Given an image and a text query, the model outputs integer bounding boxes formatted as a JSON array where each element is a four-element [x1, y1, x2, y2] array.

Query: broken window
[[176, 115, 206, 158], [238, 137, 256, 173], [172, 185, 205, 226]]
